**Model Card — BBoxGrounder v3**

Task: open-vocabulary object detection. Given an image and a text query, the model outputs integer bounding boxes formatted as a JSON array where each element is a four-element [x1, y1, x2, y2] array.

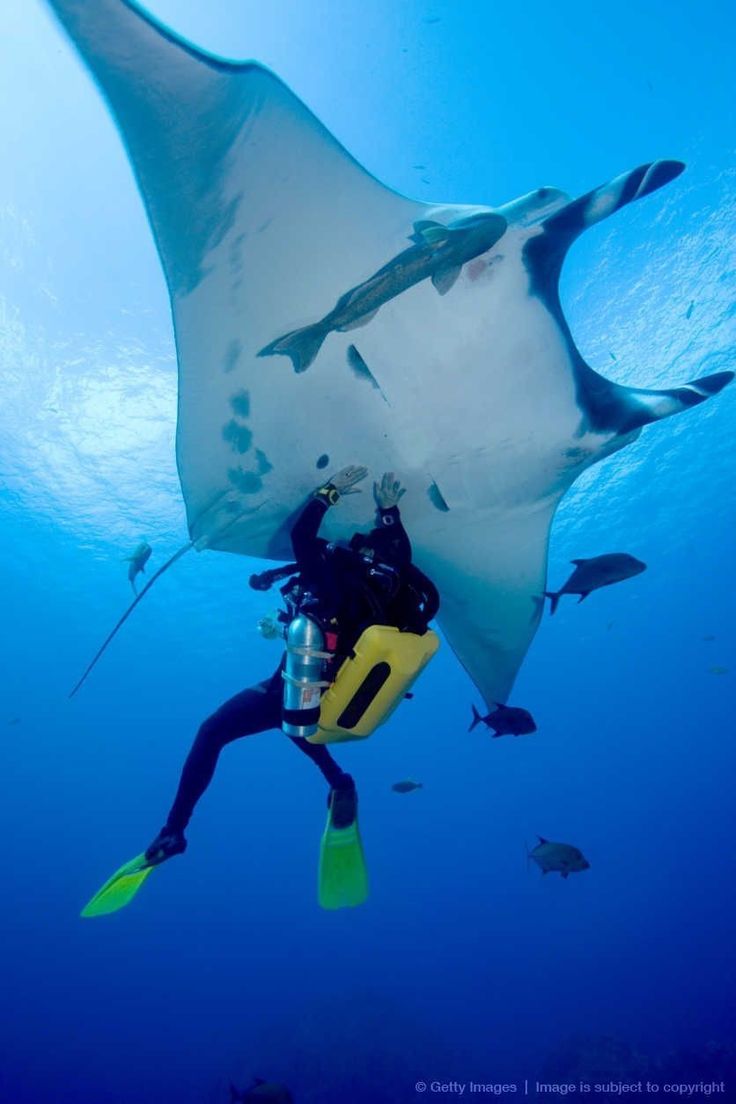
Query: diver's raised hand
[[327, 464, 369, 495], [374, 471, 406, 509]]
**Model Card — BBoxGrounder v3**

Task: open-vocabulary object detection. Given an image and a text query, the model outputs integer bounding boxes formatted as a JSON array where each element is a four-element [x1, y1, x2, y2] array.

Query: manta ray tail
[[68, 541, 193, 698], [258, 324, 328, 374]]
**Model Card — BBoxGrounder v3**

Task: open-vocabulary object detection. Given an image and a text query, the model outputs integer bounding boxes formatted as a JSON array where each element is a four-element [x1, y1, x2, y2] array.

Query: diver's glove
[[315, 464, 368, 505], [374, 471, 406, 510]]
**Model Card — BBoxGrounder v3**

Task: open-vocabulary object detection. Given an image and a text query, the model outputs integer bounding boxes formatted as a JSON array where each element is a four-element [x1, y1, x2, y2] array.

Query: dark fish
[[686, 299, 695, 319], [529, 836, 590, 879], [258, 211, 507, 372], [391, 779, 423, 793], [709, 666, 728, 676], [124, 541, 152, 594], [702, 634, 716, 641], [6, 716, 21, 726], [230, 1079, 293, 1103], [544, 553, 646, 614], [469, 703, 537, 737]]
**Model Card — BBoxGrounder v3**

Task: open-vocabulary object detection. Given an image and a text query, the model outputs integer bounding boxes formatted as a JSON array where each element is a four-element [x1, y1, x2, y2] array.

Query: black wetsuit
[[163, 495, 439, 835]]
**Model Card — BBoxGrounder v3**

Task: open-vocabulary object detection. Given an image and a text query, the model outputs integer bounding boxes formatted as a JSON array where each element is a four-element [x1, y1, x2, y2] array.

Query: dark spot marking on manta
[[428, 481, 450, 512], [222, 420, 253, 454], [223, 339, 242, 374], [316, 454, 330, 469], [254, 449, 274, 475], [230, 390, 250, 418], [228, 468, 263, 495], [347, 344, 388, 401]]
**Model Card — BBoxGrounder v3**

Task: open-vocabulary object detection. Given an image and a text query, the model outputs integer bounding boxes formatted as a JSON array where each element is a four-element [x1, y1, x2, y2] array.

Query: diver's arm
[[406, 563, 440, 625], [290, 495, 331, 564], [376, 505, 412, 563], [291, 464, 369, 563], [374, 471, 412, 561]]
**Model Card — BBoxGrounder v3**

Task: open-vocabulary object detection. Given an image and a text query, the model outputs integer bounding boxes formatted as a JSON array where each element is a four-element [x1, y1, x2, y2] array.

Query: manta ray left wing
[[46, 0, 438, 542]]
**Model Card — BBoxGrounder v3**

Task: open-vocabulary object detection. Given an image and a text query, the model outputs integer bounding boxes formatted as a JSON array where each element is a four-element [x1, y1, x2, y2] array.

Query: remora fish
[[469, 703, 537, 736], [258, 212, 507, 373], [391, 779, 423, 793], [529, 836, 590, 879], [230, 1079, 293, 1103], [544, 553, 646, 614]]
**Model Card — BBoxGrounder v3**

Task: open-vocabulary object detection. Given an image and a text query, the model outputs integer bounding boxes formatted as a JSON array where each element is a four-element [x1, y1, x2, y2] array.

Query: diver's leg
[[146, 676, 283, 861], [288, 736, 353, 790]]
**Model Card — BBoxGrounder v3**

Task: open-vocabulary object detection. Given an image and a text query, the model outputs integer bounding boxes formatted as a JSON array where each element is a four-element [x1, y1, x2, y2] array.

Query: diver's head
[[349, 528, 410, 568]]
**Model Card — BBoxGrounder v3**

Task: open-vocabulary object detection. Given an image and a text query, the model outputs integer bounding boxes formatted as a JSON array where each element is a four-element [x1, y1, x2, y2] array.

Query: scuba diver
[[81, 467, 439, 916]]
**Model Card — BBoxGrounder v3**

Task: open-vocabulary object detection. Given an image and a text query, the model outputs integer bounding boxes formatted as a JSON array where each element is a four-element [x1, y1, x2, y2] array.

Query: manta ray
[[47, 0, 732, 708]]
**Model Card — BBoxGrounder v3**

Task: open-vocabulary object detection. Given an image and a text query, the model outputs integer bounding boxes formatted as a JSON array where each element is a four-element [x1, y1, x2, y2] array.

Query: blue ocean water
[[1, 2, 735, 1102]]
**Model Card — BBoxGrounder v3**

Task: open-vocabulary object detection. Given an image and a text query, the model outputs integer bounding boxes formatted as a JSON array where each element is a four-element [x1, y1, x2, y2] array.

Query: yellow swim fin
[[318, 787, 368, 910], [81, 853, 155, 918]]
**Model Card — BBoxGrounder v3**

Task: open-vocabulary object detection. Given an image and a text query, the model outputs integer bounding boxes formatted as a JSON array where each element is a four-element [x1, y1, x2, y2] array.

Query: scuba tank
[[281, 613, 333, 738]]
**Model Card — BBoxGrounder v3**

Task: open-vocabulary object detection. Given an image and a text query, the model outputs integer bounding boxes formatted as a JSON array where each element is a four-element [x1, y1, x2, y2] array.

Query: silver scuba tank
[[281, 613, 331, 738]]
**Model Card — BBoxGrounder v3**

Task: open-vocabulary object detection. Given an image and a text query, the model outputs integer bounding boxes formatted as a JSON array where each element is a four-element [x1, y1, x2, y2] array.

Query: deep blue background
[[1, 1, 734, 1101]]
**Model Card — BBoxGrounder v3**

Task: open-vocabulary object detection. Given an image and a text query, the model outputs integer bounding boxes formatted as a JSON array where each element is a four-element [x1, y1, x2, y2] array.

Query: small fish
[[702, 634, 716, 641], [529, 836, 590, 879], [6, 716, 21, 726], [469, 703, 537, 737], [124, 542, 152, 594], [230, 1079, 293, 1103], [258, 211, 507, 372], [686, 299, 695, 319], [709, 666, 728, 676], [544, 553, 646, 614], [391, 779, 423, 793]]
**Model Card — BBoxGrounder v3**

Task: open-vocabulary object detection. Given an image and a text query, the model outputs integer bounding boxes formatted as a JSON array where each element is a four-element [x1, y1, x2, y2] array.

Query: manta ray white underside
[[47, 0, 732, 707]]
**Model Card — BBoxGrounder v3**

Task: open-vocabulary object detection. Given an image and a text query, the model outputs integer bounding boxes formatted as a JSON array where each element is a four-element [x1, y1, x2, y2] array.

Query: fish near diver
[[544, 553, 646, 614], [258, 211, 507, 373], [469, 703, 537, 737], [528, 836, 590, 879], [124, 541, 152, 594]]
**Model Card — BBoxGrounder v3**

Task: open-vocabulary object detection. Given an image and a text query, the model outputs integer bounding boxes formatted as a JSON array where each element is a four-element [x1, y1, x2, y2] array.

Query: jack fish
[[544, 553, 646, 614], [124, 542, 152, 595], [529, 836, 590, 878], [469, 703, 537, 736]]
